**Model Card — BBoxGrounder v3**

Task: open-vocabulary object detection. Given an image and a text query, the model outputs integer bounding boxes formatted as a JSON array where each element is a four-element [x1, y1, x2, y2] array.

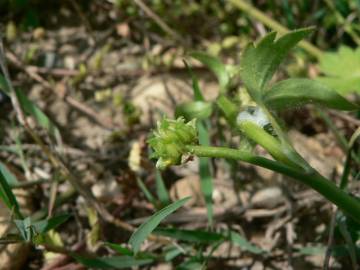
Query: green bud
[[148, 117, 198, 170]]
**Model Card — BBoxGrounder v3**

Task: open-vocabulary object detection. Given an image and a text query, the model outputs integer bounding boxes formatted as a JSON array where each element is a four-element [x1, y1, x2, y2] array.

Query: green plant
[[149, 28, 360, 240]]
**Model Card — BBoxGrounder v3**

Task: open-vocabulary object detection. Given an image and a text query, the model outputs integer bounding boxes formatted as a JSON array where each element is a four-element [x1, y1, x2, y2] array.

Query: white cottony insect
[[236, 106, 270, 128]]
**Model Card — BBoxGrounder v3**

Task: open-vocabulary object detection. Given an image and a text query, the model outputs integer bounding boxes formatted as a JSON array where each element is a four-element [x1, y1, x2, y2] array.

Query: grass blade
[[154, 227, 223, 244], [32, 214, 71, 234], [190, 51, 229, 93], [74, 255, 153, 269], [183, 60, 204, 101], [0, 162, 18, 185], [136, 178, 157, 207], [228, 231, 264, 254], [155, 170, 170, 206], [0, 167, 22, 218], [197, 121, 213, 227], [129, 196, 190, 253]]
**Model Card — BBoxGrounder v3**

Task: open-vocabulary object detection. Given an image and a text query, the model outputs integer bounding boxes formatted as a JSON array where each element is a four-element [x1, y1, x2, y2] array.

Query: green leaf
[[129, 196, 191, 253], [15, 88, 61, 139], [175, 101, 213, 121], [177, 258, 203, 270], [0, 162, 18, 186], [296, 245, 326, 255], [228, 231, 264, 254], [184, 60, 204, 101], [317, 46, 360, 94], [0, 167, 22, 218], [14, 217, 33, 242], [31, 214, 71, 234], [190, 52, 230, 92], [74, 255, 153, 269], [0, 74, 10, 94], [197, 121, 213, 227], [136, 178, 157, 207], [154, 228, 223, 244], [155, 170, 170, 206], [162, 246, 183, 262], [106, 243, 134, 256], [240, 28, 313, 100], [0, 75, 61, 140], [263, 78, 358, 110]]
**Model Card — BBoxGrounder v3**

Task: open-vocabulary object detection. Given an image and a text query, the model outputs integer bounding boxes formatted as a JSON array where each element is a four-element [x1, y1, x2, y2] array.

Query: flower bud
[[148, 117, 198, 170]]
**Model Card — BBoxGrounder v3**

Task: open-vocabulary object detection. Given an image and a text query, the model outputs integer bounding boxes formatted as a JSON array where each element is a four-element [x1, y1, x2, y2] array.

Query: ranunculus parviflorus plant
[[149, 28, 360, 223]]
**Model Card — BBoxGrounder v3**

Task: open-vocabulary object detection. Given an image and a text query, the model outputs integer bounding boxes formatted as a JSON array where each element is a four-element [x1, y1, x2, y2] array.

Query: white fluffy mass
[[236, 107, 270, 128]]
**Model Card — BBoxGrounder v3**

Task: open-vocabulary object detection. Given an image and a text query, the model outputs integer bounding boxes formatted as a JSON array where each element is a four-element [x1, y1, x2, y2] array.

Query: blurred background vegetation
[[0, 0, 360, 269]]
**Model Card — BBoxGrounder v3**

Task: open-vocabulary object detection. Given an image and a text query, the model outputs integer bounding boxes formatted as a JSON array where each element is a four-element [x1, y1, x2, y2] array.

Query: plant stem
[[186, 145, 360, 224], [228, 0, 322, 59]]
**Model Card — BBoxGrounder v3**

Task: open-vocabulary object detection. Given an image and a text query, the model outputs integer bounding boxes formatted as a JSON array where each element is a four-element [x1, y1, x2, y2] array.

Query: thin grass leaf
[[340, 127, 360, 189], [14, 217, 33, 242], [136, 178, 157, 207], [228, 231, 264, 254], [15, 88, 61, 139], [154, 228, 223, 244], [338, 219, 358, 269], [296, 245, 326, 255], [74, 255, 154, 269], [0, 162, 18, 185], [129, 196, 190, 253], [197, 121, 213, 227], [155, 170, 170, 205], [0, 74, 10, 94], [190, 51, 230, 92], [0, 75, 61, 140], [106, 243, 134, 256], [177, 258, 203, 270], [32, 214, 71, 234], [162, 246, 183, 262], [0, 167, 22, 218], [184, 60, 204, 101]]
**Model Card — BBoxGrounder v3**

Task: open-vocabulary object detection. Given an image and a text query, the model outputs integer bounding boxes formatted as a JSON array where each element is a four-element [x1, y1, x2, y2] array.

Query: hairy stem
[[186, 145, 360, 223]]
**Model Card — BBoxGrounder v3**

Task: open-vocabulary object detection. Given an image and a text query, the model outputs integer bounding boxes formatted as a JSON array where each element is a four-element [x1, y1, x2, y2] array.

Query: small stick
[[133, 0, 183, 43]]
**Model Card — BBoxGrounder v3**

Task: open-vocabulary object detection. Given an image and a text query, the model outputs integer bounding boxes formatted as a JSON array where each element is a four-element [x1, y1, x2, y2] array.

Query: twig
[[27, 66, 79, 77], [11, 178, 50, 189], [133, 0, 183, 43], [323, 206, 337, 270], [328, 110, 360, 127]]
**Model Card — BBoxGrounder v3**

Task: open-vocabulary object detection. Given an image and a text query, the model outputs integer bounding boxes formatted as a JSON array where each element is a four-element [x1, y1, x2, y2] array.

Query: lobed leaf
[[263, 78, 358, 110], [129, 196, 190, 253], [317, 46, 360, 94], [240, 28, 313, 100]]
